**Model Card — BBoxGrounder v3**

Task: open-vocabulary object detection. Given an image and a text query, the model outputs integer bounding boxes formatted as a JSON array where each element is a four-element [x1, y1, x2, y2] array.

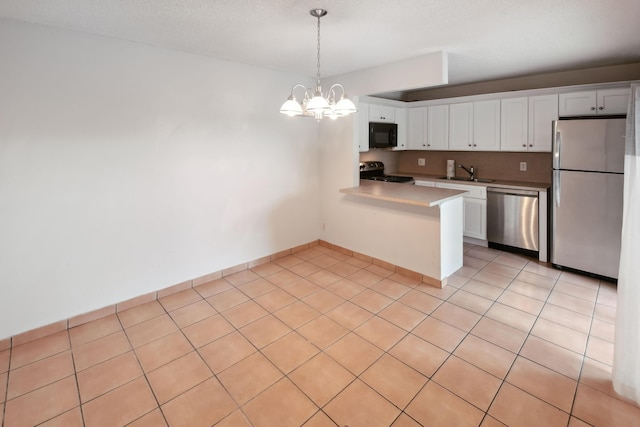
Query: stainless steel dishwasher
[[487, 187, 539, 254]]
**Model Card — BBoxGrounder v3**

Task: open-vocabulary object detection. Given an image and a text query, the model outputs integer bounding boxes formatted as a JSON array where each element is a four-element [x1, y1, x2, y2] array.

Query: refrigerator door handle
[[552, 121, 561, 169], [553, 170, 560, 207]]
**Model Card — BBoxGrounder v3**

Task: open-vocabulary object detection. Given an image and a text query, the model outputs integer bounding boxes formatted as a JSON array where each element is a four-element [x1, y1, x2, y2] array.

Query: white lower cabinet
[[435, 182, 487, 240], [462, 198, 487, 240], [414, 180, 436, 187]]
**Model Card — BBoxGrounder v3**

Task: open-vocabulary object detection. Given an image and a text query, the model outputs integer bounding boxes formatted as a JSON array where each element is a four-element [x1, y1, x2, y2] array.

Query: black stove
[[359, 162, 414, 184]]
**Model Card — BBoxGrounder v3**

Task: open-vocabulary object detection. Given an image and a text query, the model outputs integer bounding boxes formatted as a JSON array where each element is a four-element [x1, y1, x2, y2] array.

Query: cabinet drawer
[[436, 182, 487, 199]]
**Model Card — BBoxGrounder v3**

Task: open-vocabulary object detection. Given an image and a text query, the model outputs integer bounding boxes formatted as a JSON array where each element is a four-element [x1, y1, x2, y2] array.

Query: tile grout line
[[1, 344, 11, 425], [477, 254, 564, 424], [565, 278, 605, 426], [3, 244, 626, 426]]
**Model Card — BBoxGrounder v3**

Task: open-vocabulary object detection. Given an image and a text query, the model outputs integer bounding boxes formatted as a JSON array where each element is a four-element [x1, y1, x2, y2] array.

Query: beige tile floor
[[2, 243, 639, 426]]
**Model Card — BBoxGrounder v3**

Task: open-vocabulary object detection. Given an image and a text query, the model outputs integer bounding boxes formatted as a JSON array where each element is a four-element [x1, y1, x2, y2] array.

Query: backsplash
[[394, 151, 552, 183], [359, 150, 399, 172]]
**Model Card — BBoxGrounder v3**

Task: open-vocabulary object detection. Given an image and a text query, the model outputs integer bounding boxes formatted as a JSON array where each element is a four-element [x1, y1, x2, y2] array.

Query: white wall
[[0, 19, 321, 339]]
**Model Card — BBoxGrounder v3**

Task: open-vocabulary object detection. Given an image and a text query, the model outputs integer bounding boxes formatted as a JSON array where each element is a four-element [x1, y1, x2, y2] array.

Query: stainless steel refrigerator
[[551, 117, 626, 280]]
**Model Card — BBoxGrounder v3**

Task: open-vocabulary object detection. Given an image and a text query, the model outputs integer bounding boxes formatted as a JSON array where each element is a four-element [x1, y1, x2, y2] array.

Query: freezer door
[[553, 119, 625, 173], [551, 170, 623, 279]]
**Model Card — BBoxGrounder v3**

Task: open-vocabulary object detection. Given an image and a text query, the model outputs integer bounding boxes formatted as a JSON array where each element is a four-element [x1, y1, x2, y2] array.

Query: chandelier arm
[[328, 83, 346, 103], [289, 83, 308, 98], [304, 87, 315, 102]]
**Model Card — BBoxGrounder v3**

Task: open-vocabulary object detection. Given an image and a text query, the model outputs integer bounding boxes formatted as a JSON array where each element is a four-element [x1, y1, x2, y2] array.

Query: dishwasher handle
[[487, 187, 538, 197]]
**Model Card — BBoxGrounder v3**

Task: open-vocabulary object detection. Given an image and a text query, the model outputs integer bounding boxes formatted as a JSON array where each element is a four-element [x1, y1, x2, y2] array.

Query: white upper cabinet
[[407, 107, 427, 150], [597, 88, 630, 115], [501, 95, 556, 152], [407, 105, 448, 150], [500, 97, 528, 151], [358, 85, 628, 154], [527, 94, 558, 152], [427, 105, 449, 150], [449, 100, 500, 151], [559, 88, 630, 116], [369, 104, 395, 123], [358, 102, 370, 152], [473, 100, 501, 151], [449, 102, 474, 150], [393, 107, 408, 151], [558, 91, 595, 116]]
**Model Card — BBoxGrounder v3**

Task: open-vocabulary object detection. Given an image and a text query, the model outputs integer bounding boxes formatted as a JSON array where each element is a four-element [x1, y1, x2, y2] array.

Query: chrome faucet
[[459, 164, 475, 180]]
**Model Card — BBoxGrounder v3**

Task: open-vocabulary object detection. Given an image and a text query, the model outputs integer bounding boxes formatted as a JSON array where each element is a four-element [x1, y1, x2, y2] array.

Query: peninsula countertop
[[340, 180, 466, 208]]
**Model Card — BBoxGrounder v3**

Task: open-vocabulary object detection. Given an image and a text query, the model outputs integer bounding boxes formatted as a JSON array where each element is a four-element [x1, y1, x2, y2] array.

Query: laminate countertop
[[407, 174, 551, 191], [340, 180, 466, 208]]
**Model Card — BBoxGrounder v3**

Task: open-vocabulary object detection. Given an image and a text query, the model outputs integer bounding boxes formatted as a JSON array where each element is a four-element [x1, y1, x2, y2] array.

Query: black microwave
[[369, 122, 397, 149]]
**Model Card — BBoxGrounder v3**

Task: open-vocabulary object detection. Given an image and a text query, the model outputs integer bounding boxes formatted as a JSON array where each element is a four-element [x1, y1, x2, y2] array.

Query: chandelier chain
[[316, 13, 321, 86]]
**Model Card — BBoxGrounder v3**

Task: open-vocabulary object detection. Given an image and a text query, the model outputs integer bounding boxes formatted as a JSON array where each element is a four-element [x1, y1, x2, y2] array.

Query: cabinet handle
[[599, 106, 604, 110], [591, 107, 596, 110], [529, 144, 533, 147], [522, 144, 526, 147], [468, 144, 472, 147]]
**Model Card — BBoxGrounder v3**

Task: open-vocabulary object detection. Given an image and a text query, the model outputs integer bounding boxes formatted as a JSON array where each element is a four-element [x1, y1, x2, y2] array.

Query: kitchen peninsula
[[339, 180, 466, 287]]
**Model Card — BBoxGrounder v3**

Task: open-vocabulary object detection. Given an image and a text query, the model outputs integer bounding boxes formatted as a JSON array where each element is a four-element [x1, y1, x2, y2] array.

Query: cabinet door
[[407, 107, 427, 150], [474, 100, 501, 151], [358, 102, 370, 152], [500, 97, 528, 151], [393, 107, 408, 151], [597, 88, 630, 115], [435, 182, 487, 240], [449, 102, 474, 150], [464, 198, 487, 240], [559, 91, 597, 116], [427, 105, 449, 150], [528, 94, 558, 152], [369, 104, 395, 123]]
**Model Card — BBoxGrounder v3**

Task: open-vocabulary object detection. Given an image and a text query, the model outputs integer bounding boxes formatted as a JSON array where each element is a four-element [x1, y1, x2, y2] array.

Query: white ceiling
[[1, 0, 639, 88]]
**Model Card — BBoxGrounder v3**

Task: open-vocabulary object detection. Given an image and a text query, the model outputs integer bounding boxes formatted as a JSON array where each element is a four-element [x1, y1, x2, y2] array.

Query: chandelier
[[280, 9, 357, 121]]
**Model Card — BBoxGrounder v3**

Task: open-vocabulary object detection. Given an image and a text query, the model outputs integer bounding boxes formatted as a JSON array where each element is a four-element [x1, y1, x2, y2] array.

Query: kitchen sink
[[437, 176, 494, 183]]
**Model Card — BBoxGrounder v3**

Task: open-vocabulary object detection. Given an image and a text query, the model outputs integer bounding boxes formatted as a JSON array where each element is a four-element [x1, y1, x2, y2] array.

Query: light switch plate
[[418, 158, 426, 166], [520, 162, 527, 171]]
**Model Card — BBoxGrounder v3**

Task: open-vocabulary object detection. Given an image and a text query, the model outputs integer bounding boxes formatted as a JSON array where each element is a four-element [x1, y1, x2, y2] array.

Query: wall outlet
[[418, 158, 426, 166], [520, 162, 527, 172]]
